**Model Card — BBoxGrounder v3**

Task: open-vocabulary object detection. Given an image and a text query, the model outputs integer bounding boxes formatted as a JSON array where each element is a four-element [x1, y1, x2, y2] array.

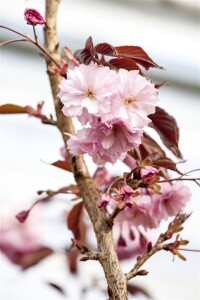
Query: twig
[[72, 239, 99, 261], [178, 248, 200, 253], [0, 24, 60, 69], [158, 177, 200, 183], [0, 38, 28, 46], [125, 213, 191, 281], [32, 25, 38, 43], [41, 117, 57, 126]]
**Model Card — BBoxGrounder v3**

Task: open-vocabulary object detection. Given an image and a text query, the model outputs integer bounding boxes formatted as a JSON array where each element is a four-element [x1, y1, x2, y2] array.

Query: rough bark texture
[[44, 1, 128, 299]]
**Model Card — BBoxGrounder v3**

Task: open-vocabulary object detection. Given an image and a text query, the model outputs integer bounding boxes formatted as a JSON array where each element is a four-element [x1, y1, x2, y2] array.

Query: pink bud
[[15, 210, 30, 223], [24, 8, 46, 27], [140, 166, 158, 180], [120, 185, 135, 207], [98, 193, 111, 208]]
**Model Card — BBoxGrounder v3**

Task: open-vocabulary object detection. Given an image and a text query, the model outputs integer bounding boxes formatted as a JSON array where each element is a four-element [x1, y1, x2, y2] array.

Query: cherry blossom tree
[[0, 1, 199, 299]]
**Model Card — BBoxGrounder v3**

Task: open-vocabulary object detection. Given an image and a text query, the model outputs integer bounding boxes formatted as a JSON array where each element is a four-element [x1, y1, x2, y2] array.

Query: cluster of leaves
[[74, 36, 163, 74]]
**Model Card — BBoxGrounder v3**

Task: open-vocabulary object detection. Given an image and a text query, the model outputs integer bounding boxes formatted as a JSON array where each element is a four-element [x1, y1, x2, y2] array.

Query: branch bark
[[44, 1, 128, 299]]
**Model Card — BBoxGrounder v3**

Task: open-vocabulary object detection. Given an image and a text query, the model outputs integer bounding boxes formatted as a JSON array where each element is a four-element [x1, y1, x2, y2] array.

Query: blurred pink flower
[[113, 181, 191, 232], [93, 167, 111, 187], [114, 222, 151, 260], [98, 193, 111, 208], [140, 166, 159, 180], [114, 193, 158, 229], [58, 62, 118, 121], [153, 181, 191, 222], [60, 145, 68, 160], [24, 8, 46, 27], [0, 212, 43, 265], [117, 69, 159, 127], [67, 118, 143, 164], [120, 185, 135, 207]]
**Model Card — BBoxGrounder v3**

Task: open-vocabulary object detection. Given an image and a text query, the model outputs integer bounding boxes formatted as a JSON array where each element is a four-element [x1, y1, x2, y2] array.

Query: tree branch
[[44, 1, 128, 299], [125, 213, 191, 281]]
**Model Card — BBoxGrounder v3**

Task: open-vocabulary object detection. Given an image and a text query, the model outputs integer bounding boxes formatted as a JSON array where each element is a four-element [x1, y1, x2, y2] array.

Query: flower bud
[[24, 8, 46, 27], [15, 210, 30, 223], [98, 193, 111, 208], [140, 166, 158, 180]]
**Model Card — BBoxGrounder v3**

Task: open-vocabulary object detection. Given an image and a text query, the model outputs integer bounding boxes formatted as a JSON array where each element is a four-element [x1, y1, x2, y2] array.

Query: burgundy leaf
[[67, 203, 83, 239], [149, 106, 183, 159], [145, 153, 182, 174], [115, 45, 163, 70], [51, 160, 72, 172], [74, 36, 97, 64], [95, 42, 116, 56], [139, 132, 166, 160], [0, 103, 47, 120], [109, 58, 142, 73], [0, 103, 27, 114], [21, 247, 53, 269]]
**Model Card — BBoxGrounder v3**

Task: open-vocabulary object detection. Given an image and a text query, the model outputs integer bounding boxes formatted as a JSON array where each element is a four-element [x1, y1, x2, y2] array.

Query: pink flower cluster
[[108, 181, 191, 259], [58, 62, 159, 164]]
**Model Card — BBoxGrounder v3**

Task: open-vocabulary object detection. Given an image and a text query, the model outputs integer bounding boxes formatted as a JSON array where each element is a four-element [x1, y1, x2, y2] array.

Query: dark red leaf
[[139, 132, 166, 160], [115, 45, 163, 70], [149, 107, 183, 159], [0, 104, 27, 114], [85, 36, 95, 57], [51, 160, 72, 172], [145, 153, 183, 174], [0, 103, 47, 120], [95, 42, 116, 56], [127, 284, 152, 299], [74, 36, 97, 65], [109, 58, 142, 73], [21, 247, 53, 269], [67, 203, 83, 239]]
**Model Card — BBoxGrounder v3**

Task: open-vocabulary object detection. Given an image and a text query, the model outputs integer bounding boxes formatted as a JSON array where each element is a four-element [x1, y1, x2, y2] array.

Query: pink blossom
[[98, 193, 111, 208], [0, 212, 44, 265], [15, 210, 30, 223], [93, 167, 111, 187], [58, 62, 118, 121], [152, 181, 191, 222], [60, 145, 68, 160], [140, 166, 159, 180], [120, 185, 135, 207], [117, 69, 159, 127], [114, 222, 150, 260], [24, 8, 46, 27], [67, 118, 143, 164]]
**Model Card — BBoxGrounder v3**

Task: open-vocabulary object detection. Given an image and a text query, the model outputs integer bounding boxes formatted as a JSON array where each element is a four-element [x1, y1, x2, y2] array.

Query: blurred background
[[0, 0, 200, 299]]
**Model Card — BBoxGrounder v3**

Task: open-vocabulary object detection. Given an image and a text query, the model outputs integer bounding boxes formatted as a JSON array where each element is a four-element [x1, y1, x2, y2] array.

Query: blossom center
[[87, 90, 95, 99], [124, 96, 136, 106]]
